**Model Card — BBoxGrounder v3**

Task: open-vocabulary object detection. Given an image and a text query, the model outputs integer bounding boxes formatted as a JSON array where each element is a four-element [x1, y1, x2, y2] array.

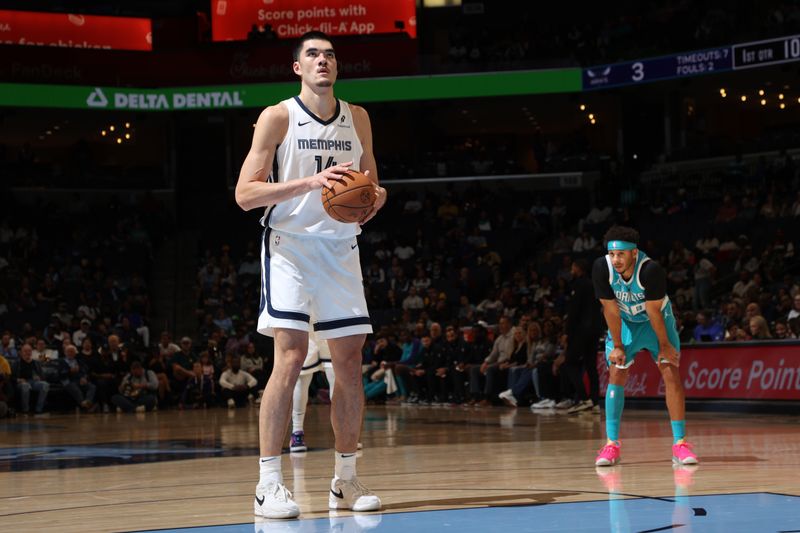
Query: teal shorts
[[604, 311, 680, 369]]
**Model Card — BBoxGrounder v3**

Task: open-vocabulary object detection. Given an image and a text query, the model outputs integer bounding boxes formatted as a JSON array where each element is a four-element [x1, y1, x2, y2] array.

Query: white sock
[[325, 366, 335, 399], [292, 373, 313, 433], [259, 456, 282, 487], [334, 450, 356, 481]]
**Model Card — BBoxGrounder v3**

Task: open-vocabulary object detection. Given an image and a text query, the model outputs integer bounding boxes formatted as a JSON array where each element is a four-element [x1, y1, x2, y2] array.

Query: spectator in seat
[[402, 286, 424, 312], [787, 294, 800, 322], [469, 316, 514, 406], [1, 332, 17, 361], [748, 315, 772, 340], [774, 320, 795, 340], [241, 342, 267, 390], [219, 355, 258, 408], [59, 344, 95, 411], [732, 271, 754, 301], [0, 355, 16, 406], [112, 361, 158, 413], [180, 361, 215, 409], [13, 343, 49, 414], [169, 337, 196, 395], [88, 345, 120, 413], [72, 319, 92, 348], [147, 348, 171, 406], [693, 312, 724, 342]]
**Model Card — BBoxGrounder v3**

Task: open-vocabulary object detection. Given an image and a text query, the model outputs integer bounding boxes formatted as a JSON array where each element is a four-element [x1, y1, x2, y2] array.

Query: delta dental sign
[[86, 87, 244, 110]]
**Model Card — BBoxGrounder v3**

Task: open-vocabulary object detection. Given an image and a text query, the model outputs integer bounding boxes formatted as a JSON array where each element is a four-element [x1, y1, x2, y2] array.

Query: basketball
[[321, 169, 377, 223]]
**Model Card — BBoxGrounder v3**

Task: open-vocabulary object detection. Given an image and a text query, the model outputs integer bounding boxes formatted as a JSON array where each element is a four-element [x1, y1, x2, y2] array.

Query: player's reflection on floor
[[254, 512, 382, 533], [596, 464, 700, 533]]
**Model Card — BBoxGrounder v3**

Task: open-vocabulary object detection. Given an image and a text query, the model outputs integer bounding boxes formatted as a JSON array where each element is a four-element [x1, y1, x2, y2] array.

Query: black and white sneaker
[[254, 482, 300, 519], [328, 476, 381, 512]]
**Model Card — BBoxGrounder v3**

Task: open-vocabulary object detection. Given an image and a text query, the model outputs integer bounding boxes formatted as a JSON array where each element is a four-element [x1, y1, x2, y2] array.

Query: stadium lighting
[[779, 94, 784, 100], [101, 130, 107, 136], [125, 122, 131, 128], [588, 113, 594, 120], [110, 125, 115, 132], [579, 104, 586, 111], [45, 130, 52, 135], [780, 103, 786, 109], [125, 133, 131, 139], [720, 88, 726, 97], [116, 138, 122, 144], [760, 99, 767, 105], [741, 95, 747, 102], [758, 89, 765, 96], [590, 118, 596, 124]]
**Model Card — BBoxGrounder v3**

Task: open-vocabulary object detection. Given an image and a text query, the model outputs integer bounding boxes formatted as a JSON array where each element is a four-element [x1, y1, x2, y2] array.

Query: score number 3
[[631, 62, 644, 82]]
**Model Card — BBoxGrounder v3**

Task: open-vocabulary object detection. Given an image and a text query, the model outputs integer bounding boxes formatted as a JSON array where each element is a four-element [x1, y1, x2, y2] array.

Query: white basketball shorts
[[258, 227, 373, 340]]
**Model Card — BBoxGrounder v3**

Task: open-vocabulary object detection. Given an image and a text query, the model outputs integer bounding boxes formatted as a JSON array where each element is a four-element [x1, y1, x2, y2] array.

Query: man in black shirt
[[562, 259, 602, 413]]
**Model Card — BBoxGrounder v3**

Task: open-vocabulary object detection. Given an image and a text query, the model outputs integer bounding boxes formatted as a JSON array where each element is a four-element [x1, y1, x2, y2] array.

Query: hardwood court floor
[[1, 404, 799, 532]]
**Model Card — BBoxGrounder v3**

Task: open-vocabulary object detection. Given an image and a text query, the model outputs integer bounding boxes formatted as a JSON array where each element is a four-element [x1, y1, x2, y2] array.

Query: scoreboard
[[583, 34, 800, 90]]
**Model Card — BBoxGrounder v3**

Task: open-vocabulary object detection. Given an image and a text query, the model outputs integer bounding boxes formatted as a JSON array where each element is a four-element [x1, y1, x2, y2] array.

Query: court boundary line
[[123, 491, 800, 533]]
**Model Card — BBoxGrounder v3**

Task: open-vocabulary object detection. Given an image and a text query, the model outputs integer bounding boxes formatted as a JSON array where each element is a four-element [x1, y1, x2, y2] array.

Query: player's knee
[[274, 349, 305, 374]]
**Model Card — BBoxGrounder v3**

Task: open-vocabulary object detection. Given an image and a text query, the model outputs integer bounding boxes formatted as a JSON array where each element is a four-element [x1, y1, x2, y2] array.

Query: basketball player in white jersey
[[235, 31, 386, 519]]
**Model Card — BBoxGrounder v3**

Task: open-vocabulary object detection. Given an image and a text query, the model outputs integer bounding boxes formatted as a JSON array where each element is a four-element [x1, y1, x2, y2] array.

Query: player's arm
[[351, 104, 386, 224], [593, 257, 625, 366], [642, 262, 680, 366], [234, 104, 351, 211]]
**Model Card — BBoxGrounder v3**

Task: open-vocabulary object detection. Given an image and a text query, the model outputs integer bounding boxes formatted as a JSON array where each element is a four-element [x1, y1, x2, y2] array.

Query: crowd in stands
[[188, 149, 800, 409], [2, 147, 798, 417], [431, 1, 800, 71], [0, 194, 273, 417]]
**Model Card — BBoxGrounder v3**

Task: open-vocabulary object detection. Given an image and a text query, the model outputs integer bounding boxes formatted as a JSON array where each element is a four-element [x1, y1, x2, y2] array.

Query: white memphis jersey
[[264, 96, 364, 239]]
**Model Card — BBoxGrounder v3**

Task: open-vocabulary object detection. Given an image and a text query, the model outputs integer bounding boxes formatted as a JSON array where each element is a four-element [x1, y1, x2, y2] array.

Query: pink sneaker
[[672, 441, 699, 465], [595, 442, 621, 466]]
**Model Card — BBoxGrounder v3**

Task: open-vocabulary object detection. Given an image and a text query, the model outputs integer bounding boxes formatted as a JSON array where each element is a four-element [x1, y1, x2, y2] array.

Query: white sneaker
[[227, 398, 236, 409], [254, 482, 300, 519], [135, 405, 146, 413], [357, 442, 363, 450], [592, 404, 601, 414], [531, 398, 556, 410], [498, 389, 518, 407], [329, 476, 381, 512], [555, 399, 574, 410], [566, 399, 594, 414]]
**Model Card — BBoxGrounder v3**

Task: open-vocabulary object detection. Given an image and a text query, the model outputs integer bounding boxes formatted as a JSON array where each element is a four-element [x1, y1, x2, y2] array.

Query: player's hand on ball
[[658, 344, 680, 367], [609, 347, 626, 367], [309, 161, 352, 190], [359, 170, 386, 225]]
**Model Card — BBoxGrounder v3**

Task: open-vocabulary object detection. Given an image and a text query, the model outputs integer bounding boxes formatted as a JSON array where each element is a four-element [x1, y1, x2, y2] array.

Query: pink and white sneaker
[[595, 442, 621, 466], [672, 441, 699, 465]]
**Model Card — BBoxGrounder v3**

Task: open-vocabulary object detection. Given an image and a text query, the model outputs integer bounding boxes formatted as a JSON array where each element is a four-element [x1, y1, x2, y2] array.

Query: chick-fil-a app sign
[[0, 10, 152, 51], [598, 342, 800, 400], [212, 0, 416, 41]]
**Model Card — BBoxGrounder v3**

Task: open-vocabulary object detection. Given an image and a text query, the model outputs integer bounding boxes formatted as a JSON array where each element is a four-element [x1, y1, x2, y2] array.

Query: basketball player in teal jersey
[[236, 31, 386, 519], [592, 226, 699, 467]]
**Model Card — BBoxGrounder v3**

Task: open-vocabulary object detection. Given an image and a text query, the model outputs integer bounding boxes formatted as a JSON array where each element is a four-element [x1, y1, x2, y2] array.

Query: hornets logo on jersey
[[605, 251, 671, 323]]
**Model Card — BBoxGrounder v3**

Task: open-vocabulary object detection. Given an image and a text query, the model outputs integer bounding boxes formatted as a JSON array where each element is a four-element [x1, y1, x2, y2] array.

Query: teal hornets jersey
[[605, 251, 671, 324]]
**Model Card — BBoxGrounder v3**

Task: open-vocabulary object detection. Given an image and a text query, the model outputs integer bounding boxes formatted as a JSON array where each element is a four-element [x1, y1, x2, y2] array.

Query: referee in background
[[561, 258, 603, 413]]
